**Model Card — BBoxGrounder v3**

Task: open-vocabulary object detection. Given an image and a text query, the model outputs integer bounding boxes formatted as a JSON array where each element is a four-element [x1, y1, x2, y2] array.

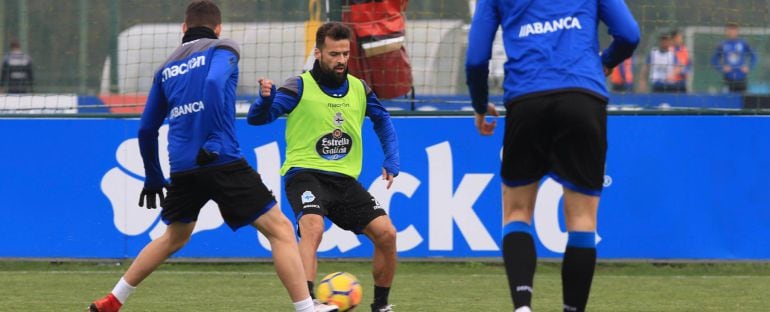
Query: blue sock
[[566, 231, 596, 249], [502, 221, 531, 238]]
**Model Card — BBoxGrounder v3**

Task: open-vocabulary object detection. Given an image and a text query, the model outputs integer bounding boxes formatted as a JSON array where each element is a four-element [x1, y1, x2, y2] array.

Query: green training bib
[[281, 72, 367, 178]]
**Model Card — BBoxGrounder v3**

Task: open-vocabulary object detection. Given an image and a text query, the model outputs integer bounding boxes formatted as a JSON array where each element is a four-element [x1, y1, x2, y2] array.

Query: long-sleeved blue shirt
[[466, 0, 640, 114], [247, 69, 399, 179], [711, 38, 757, 81], [138, 37, 242, 189]]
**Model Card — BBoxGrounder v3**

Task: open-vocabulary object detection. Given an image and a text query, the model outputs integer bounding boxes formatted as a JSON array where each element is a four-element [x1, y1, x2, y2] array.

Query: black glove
[[138, 187, 165, 209], [196, 148, 219, 166]]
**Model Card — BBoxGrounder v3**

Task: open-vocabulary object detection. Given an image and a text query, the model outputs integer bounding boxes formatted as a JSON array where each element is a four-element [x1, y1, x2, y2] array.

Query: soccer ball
[[316, 272, 363, 311]]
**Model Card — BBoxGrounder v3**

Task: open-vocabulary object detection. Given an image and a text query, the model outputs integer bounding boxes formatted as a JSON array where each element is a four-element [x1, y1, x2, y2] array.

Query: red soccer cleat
[[88, 293, 122, 312]]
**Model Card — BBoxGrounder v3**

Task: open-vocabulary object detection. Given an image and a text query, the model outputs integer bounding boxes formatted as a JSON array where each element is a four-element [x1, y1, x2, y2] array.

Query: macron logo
[[518, 16, 582, 38], [162, 55, 206, 82]]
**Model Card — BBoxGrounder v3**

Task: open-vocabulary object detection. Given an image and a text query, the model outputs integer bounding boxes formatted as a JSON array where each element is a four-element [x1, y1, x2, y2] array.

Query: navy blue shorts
[[285, 171, 386, 234], [502, 91, 607, 196], [162, 159, 276, 230]]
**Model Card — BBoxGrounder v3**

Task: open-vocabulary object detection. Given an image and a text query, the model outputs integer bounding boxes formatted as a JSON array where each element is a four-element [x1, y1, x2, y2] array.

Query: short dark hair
[[726, 22, 739, 29], [9, 40, 20, 50], [315, 22, 353, 49], [670, 29, 680, 37], [185, 0, 221, 29]]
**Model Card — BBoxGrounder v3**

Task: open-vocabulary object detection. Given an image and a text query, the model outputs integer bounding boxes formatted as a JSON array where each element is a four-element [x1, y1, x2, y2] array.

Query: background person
[[0, 39, 34, 94], [640, 33, 683, 93], [711, 22, 757, 93]]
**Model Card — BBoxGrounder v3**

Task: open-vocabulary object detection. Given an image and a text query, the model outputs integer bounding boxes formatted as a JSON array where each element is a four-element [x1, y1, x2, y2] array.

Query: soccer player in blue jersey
[[466, 1, 639, 311], [248, 22, 400, 312], [88, 2, 337, 312], [711, 22, 757, 93]]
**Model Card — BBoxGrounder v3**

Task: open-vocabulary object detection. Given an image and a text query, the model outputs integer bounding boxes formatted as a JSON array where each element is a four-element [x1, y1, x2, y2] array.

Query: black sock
[[372, 285, 390, 308], [502, 222, 537, 309], [562, 232, 597, 312], [308, 281, 315, 299]]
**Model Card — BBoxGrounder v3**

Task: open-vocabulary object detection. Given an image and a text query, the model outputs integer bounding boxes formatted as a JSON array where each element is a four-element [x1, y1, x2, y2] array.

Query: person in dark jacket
[[0, 39, 34, 93]]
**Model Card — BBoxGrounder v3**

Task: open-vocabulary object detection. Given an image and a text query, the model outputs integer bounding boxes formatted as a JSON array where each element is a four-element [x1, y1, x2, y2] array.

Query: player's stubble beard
[[318, 58, 348, 86]]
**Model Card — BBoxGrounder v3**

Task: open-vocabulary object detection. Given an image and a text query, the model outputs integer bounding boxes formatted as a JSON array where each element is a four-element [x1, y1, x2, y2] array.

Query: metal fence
[[1, 0, 769, 113]]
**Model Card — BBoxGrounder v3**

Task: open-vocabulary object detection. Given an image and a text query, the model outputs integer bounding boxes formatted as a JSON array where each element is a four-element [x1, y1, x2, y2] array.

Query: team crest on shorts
[[301, 191, 316, 204], [371, 198, 383, 210]]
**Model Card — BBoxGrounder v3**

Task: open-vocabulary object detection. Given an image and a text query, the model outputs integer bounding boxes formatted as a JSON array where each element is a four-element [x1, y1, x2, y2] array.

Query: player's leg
[[252, 206, 337, 312], [363, 215, 397, 312], [214, 163, 336, 312], [90, 173, 206, 312], [124, 222, 196, 285], [501, 182, 539, 312], [561, 189, 599, 312], [330, 179, 394, 312], [252, 207, 336, 312], [281, 171, 339, 311], [89, 222, 196, 312], [500, 96, 551, 312], [550, 92, 607, 312], [297, 213, 326, 295], [284, 172, 330, 299], [252, 205, 314, 302]]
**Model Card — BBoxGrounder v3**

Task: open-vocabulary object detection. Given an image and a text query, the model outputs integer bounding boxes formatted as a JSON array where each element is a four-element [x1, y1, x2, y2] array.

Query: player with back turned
[[88, 1, 337, 311], [466, 1, 639, 311]]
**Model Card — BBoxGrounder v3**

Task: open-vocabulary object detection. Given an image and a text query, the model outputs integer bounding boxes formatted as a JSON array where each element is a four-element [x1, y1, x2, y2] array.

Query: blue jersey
[[138, 38, 242, 188], [711, 39, 756, 81], [466, 0, 640, 113]]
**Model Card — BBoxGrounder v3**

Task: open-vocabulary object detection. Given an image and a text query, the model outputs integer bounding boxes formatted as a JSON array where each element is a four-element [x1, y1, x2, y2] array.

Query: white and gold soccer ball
[[316, 272, 363, 311]]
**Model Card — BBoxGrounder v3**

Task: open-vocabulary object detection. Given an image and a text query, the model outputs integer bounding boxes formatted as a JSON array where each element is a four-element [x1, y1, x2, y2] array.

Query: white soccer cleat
[[373, 304, 395, 312], [313, 299, 339, 312], [515, 306, 532, 312]]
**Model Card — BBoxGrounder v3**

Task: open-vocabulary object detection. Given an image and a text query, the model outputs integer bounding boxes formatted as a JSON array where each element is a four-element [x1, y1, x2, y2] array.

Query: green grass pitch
[[1, 261, 768, 311]]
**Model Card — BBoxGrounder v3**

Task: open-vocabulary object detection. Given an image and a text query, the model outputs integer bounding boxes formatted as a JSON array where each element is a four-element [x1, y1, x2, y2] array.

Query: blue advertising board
[[0, 116, 768, 259]]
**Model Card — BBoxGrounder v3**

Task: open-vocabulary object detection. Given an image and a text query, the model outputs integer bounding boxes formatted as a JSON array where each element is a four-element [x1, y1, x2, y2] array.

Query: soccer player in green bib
[[248, 22, 400, 312]]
